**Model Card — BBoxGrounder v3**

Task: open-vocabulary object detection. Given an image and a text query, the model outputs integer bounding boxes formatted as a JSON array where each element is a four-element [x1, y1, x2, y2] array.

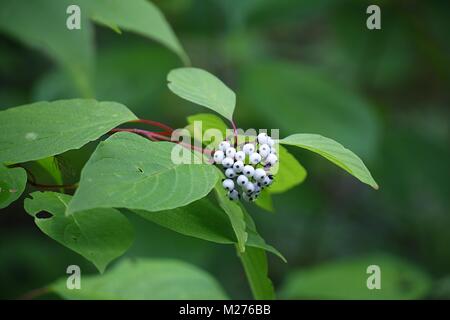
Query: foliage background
[[0, 0, 449, 299]]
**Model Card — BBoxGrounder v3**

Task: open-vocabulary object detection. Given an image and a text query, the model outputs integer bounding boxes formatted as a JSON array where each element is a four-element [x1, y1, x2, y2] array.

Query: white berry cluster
[[213, 133, 278, 201]]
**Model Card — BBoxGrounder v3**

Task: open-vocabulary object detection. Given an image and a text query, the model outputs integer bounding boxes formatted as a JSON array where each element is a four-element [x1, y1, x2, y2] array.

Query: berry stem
[[231, 119, 238, 146]]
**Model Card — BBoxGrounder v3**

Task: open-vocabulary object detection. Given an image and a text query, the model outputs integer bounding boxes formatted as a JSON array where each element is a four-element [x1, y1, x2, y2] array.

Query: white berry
[[237, 175, 249, 186], [225, 147, 236, 158], [262, 176, 272, 186], [259, 144, 270, 158], [233, 160, 244, 173], [228, 189, 239, 201], [267, 137, 275, 147], [243, 165, 254, 178], [221, 157, 234, 168], [254, 168, 266, 182], [270, 147, 277, 155], [213, 150, 225, 164], [257, 133, 269, 144], [249, 152, 262, 164], [222, 179, 234, 191], [219, 141, 231, 151], [266, 153, 278, 166], [244, 181, 255, 194], [243, 143, 255, 155], [234, 151, 245, 162], [253, 183, 261, 194], [225, 168, 236, 178]]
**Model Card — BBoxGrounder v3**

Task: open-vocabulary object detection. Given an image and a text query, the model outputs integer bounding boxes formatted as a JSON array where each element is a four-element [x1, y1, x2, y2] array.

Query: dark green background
[[0, 0, 449, 299]]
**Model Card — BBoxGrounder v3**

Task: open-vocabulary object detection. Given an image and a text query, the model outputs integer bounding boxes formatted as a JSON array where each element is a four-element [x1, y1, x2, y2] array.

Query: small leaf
[[268, 145, 307, 194], [186, 113, 229, 148], [79, 0, 189, 65], [280, 133, 378, 189], [0, 99, 137, 164], [24, 191, 134, 273], [36, 157, 63, 185], [280, 254, 431, 299], [238, 246, 275, 300], [0, 165, 27, 209], [168, 68, 236, 121], [214, 182, 248, 252], [51, 258, 228, 299], [68, 132, 219, 214]]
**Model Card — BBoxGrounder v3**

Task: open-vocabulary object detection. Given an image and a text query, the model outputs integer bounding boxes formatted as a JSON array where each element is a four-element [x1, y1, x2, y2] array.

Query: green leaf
[[268, 145, 307, 194], [134, 198, 236, 244], [24, 192, 134, 273], [79, 0, 189, 65], [51, 258, 228, 299], [0, 0, 94, 96], [238, 246, 275, 300], [0, 99, 136, 164], [280, 254, 431, 299], [239, 61, 379, 159], [214, 182, 247, 252], [0, 165, 27, 209], [134, 197, 286, 262], [243, 208, 286, 263], [36, 157, 63, 185], [280, 133, 378, 189], [187, 113, 229, 135], [68, 132, 219, 214], [168, 68, 236, 121], [186, 113, 229, 148], [254, 189, 274, 212]]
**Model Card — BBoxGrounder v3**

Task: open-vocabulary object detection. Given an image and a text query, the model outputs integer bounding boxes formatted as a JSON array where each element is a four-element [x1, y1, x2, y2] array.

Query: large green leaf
[[168, 68, 236, 121], [280, 133, 378, 189], [268, 145, 307, 194], [239, 61, 379, 159], [134, 197, 286, 262], [0, 165, 27, 209], [238, 246, 275, 300], [0, 99, 136, 164], [68, 132, 219, 214], [0, 0, 94, 96], [51, 258, 228, 299], [78, 0, 189, 65], [280, 254, 431, 299], [24, 192, 134, 273]]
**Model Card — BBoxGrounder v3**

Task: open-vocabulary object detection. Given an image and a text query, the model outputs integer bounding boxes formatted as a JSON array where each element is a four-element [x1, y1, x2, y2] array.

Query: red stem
[[129, 119, 174, 133], [231, 119, 238, 146], [110, 128, 213, 156]]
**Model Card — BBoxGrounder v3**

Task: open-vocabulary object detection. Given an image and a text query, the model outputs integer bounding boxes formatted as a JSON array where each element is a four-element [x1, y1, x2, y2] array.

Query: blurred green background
[[0, 0, 449, 299]]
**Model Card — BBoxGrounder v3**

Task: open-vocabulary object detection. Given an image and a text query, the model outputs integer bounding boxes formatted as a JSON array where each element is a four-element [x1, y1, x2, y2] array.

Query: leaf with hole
[[168, 68, 236, 121], [68, 132, 219, 214], [280, 133, 378, 189], [0, 99, 137, 165], [24, 191, 134, 273], [51, 258, 228, 299]]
